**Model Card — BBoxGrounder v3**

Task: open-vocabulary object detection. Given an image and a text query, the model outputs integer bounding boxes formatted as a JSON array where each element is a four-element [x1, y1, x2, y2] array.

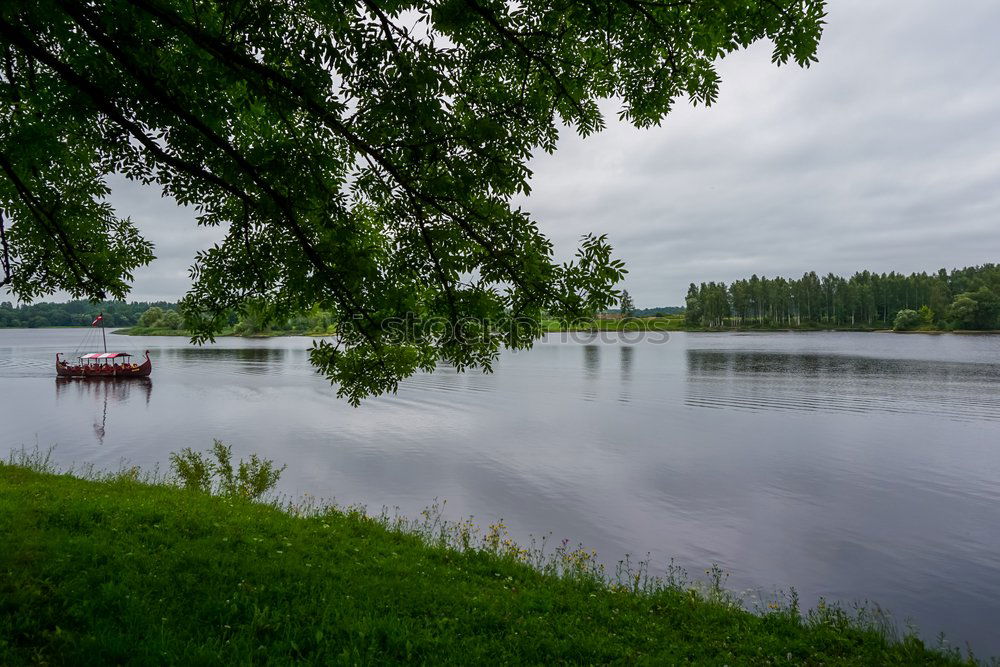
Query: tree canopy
[[618, 289, 635, 320], [892, 308, 920, 332], [0, 0, 826, 402]]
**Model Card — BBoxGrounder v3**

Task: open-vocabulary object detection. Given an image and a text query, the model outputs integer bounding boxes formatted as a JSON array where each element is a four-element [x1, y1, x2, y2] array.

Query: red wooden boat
[[55, 311, 152, 378], [56, 351, 151, 378]]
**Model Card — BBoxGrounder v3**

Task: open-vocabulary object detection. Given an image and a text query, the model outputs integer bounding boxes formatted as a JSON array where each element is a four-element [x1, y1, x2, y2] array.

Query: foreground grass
[[0, 466, 975, 665]]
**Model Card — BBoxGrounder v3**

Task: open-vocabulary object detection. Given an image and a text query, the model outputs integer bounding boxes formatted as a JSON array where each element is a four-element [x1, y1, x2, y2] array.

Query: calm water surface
[[2, 328, 999, 655]]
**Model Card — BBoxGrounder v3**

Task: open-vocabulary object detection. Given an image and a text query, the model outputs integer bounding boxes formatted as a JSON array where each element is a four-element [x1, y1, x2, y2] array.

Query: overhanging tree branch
[[0, 151, 101, 294], [0, 210, 12, 288], [120, 0, 562, 304], [0, 0, 825, 401]]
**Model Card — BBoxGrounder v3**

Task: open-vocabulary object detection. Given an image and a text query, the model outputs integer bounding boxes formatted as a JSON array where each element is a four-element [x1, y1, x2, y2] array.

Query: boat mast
[[100, 311, 107, 353]]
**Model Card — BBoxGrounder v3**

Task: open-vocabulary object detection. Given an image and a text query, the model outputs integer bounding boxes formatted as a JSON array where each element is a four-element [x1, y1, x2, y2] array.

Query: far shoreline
[[111, 326, 334, 338], [104, 325, 1000, 338], [0, 324, 995, 337]]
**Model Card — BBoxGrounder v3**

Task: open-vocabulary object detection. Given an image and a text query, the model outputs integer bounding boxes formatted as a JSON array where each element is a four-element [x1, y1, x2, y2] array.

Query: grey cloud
[[524, 0, 1000, 305], [111, 178, 222, 302]]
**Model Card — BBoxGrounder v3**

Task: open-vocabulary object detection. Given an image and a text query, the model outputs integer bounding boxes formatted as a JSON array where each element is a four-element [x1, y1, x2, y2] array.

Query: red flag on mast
[[92, 315, 103, 326]]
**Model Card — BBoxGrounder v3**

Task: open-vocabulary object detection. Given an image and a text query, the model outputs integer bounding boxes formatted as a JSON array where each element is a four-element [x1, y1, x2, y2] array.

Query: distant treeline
[[0, 299, 335, 334], [0, 300, 178, 328], [621, 306, 685, 317], [685, 264, 1000, 330], [129, 303, 337, 335]]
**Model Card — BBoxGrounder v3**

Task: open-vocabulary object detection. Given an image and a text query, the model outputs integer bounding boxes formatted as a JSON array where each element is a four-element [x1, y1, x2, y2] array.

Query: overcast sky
[[30, 0, 1000, 307]]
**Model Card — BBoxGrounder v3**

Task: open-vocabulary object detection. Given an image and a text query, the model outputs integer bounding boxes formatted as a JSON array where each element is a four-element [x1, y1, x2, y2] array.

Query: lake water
[[2, 328, 999, 655]]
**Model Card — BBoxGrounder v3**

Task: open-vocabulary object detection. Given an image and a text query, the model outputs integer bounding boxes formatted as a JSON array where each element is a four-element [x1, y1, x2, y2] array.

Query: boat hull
[[56, 352, 152, 378]]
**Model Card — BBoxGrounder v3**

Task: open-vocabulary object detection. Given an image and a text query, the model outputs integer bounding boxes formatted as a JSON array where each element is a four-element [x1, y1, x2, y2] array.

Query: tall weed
[[169, 440, 285, 500]]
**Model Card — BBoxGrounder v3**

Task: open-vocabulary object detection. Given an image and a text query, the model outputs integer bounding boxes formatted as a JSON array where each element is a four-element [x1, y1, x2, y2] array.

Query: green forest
[[0, 300, 177, 328], [684, 264, 1000, 330]]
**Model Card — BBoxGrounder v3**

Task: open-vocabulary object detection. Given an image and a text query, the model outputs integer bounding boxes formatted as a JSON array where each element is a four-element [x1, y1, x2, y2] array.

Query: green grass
[[0, 461, 979, 665], [113, 326, 333, 337], [112, 325, 212, 336], [118, 319, 998, 338], [540, 316, 880, 333], [542, 316, 687, 332]]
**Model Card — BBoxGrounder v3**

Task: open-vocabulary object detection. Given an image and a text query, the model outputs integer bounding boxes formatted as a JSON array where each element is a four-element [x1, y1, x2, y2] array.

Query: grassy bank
[[542, 316, 886, 333], [113, 326, 332, 338], [0, 463, 975, 665], [112, 325, 223, 336], [543, 317, 1000, 335], [116, 319, 1000, 337], [542, 316, 688, 332]]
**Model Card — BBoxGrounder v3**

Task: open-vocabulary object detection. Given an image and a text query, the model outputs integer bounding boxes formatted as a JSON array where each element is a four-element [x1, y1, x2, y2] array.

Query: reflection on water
[[619, 345, 633, 379], [618, 346, 633, 403], [163, 346, 288, 374], [581, 343, 601, 402], [685, 349, 1000, 422], [582, 343, 601, 378], [55, 378, 153, 444], [55, 377, 152, 405]]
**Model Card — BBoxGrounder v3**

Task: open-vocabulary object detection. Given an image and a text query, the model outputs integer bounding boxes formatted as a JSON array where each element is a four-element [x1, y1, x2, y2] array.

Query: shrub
[[160, 310, 183, 330], [947, 287, 1000, 329], [138, 306, 163, 328], [169, 440, 286, 500], [169, 447, 212, 493], [892, 309, 921, 331]]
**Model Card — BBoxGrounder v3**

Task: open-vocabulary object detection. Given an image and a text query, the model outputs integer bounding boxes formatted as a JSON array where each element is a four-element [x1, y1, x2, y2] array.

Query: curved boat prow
[[135, 351, 153, 377], [56, 353, 72, 377]]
